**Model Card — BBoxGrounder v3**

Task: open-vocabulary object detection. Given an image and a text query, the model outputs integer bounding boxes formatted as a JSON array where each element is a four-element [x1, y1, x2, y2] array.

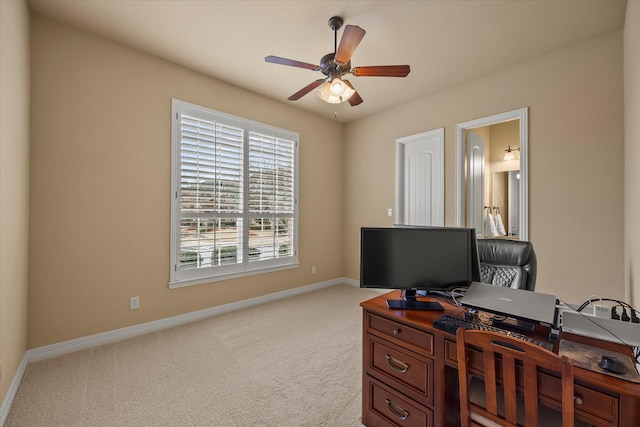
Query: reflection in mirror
[[456, 108, 528, 240], [492, 171, 520, 236]]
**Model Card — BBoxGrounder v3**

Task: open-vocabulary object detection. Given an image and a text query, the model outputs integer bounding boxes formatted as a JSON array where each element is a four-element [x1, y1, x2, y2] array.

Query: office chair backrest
[[477, 239, 537, 291], [456, 328, 575, 427]]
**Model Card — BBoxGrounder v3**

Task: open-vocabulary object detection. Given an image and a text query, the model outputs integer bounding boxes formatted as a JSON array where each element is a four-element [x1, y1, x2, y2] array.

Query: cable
[[611, 306, 620, 320], [559, 298, 631, 348], [576, 297, 640, 320], [577, 295, 602, 316], [621, 307, 631, 322], [446, 287, 468, 309], [577, 297, 638, 313]]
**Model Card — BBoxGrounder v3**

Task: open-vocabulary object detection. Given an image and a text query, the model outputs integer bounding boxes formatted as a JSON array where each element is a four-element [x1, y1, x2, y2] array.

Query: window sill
[[169, 262, 300, 289]]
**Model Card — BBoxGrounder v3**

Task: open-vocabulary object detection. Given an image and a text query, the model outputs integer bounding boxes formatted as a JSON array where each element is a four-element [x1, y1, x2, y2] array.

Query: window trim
[[170, 99, 299, 288]]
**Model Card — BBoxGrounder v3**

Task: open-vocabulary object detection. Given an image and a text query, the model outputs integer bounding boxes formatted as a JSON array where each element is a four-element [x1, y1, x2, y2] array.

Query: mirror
[[456, 108, 528, 240]]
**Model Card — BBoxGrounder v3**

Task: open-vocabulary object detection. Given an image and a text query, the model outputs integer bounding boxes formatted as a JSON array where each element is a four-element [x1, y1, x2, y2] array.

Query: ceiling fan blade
[[351, 65, 411, 77], [287, 79, 325, 101], [265, 55, 320, 71], [335, 25, 366, 63], [348, 91, 363, 106], [343, 80, 363, 106]]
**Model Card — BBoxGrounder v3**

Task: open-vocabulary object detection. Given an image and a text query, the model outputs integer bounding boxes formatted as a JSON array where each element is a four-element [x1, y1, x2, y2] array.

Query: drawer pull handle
[[385, 354, 410, 373], [574, 394, 583, 405], [385, 398, 410, 420], [393, 328, 400, 335]]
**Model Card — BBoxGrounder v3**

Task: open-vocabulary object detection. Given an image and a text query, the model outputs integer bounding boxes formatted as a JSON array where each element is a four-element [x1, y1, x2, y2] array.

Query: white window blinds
[[171, 100, 298, 287], [248, 130, 296, 261]]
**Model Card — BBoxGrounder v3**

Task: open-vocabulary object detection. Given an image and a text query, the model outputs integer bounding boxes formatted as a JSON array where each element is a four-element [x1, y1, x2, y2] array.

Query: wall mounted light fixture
[[503, 145, 520, 161]]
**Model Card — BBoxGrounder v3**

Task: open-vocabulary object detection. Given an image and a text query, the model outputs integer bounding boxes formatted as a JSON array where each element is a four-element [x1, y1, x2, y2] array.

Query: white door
[[395, 129, 444, 226], [466, 130, 485, 237]]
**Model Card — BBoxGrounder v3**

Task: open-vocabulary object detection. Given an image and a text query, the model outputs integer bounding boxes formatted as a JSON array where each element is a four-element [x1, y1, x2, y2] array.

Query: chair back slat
[[501, 353, 518, 423], [456, 328, 575, 426], [523, 363, 539, 424], [483, 349, 498, 415]]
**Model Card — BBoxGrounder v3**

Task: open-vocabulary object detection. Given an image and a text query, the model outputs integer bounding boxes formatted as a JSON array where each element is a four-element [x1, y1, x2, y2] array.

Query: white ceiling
[[27, 0, 627, 124]]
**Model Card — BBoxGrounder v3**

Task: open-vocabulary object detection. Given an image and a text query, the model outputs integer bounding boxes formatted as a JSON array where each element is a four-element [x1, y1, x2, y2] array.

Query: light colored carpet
[[6, 284, 381, 427]]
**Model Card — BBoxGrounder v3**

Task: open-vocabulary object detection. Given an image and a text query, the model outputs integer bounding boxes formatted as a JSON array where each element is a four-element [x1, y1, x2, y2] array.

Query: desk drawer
[[366, 376, 433, 427], [538, 372, 618, 426], [369, 338, 434, 406], [444, 339, 458, 366], [368, 313, 434, 356]]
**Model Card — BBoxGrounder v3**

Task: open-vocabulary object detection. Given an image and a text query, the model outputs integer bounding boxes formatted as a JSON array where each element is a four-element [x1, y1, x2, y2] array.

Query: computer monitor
[[360, 226, 480, 310]]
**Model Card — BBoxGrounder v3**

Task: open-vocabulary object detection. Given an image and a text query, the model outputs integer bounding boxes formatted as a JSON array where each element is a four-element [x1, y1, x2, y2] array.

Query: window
[[170, 100, 298, 288]]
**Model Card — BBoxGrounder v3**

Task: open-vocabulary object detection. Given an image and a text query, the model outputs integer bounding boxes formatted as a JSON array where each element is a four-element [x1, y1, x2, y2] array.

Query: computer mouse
[[598, 355, 626, 374]]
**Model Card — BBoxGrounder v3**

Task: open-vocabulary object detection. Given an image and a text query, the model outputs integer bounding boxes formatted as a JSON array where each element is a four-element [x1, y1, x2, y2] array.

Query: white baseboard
[[26, 278, 350, 363], [0, 354, 28, 426], [342, 277, 359, 287], [0, 278, 360, 425]]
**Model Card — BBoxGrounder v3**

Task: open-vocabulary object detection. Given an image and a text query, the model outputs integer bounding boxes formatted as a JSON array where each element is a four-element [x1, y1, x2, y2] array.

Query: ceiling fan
[[265, 16, 410, 106]]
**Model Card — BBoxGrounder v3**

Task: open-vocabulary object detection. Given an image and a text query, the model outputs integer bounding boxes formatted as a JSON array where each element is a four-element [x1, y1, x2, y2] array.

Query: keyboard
[[432, 314, 554, 351]]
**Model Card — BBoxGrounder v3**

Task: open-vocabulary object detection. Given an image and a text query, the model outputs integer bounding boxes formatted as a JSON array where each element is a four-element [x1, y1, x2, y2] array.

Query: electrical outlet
[[130, 296, 140, 310], [387, 208, 393, 217], [311, 265, 317, 274]]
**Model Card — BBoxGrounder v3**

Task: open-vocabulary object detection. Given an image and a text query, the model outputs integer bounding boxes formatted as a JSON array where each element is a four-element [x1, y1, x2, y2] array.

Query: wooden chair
[[456, 328, 575, 427]]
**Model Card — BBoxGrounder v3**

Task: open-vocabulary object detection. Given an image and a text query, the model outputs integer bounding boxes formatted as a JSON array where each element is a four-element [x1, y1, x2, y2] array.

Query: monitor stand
[[387, 290, 444, 311]]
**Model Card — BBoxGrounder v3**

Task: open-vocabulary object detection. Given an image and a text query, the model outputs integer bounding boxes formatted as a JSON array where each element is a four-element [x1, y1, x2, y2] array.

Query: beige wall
[[625, 0, 640, 309], [15, 0, 638, 374], [28, 16, 344, 348], [344, 32, 625, 304], [0, 0, 30, 400]]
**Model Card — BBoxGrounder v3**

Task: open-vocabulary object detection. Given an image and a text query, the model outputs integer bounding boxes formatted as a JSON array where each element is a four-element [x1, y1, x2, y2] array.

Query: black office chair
[[477, 239, 537, 291]]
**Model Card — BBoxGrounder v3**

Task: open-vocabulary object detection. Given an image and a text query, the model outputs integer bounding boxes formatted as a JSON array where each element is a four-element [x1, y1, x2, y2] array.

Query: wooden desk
[[361, 291, 640, 427]]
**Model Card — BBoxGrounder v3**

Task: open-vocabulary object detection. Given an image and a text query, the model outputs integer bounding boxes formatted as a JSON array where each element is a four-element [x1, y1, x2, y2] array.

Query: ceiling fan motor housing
[[319, 53, 351, 76]]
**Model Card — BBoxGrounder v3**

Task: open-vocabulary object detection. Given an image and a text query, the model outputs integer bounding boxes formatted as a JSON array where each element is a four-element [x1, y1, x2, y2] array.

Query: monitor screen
[[360, 226, 480, 291]]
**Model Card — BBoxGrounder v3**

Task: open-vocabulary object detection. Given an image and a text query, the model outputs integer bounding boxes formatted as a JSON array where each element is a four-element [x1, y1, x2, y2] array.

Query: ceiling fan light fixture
[[316, 75, 355, 104]]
